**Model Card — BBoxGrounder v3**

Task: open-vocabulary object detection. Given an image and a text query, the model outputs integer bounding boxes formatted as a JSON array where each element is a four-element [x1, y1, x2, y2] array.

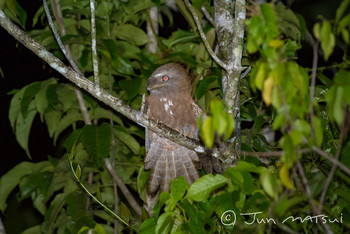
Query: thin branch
[[146, 6, 158, 53], [309, 41, 319, 140], [296, 161, 333, 234], [104, 159, 142, 216], [43, 0, 92, 124], [184, 0, 229, 71], [239, 148, 311, 157], [319, 109, 349, 210], [90, 0, 100, 91], [313, 146, 350, 177], [240, 66, 251, 79], [201, 5, 214, 26]]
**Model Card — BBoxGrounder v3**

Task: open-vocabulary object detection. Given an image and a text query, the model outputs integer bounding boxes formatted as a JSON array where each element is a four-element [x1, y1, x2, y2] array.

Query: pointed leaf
[[186, 174, 227, 201]]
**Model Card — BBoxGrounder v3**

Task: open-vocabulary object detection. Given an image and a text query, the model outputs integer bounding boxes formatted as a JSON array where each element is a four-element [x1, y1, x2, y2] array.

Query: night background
[[0, 0, 345, 233]]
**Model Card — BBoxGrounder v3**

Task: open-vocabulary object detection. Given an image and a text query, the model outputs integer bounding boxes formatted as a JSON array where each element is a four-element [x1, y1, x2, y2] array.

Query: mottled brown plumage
[[144, 63, 220, 211]]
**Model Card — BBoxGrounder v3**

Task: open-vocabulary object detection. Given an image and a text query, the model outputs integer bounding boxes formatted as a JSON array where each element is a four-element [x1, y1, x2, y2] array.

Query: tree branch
[[104, 159, 142, 217], [213, 0, 246, 164], [90, 0, 100, 91], [184, 0, 229, 71]]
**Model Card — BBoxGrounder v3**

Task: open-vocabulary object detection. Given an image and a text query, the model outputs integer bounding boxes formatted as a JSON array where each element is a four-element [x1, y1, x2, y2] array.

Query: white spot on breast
[[161, 98, 174, 115]]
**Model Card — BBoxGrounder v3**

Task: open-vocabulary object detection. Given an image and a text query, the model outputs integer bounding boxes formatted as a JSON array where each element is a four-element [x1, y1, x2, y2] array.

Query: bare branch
[[309, 41, 319, 140], [147, 6, 158, 53], [104, 159, 142, 216], [90, 0, 100, 91], [201, 5, 214, 26], [313, 146, 350, 177], [319, 109, 349, 210], [296, 161, 333, 234], [43, 0, 92, 125], [184, 0, 229, 71]]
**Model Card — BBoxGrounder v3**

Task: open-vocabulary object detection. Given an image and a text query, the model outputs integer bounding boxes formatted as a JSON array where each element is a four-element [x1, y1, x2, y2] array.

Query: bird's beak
[[147, 83, 166, 90]]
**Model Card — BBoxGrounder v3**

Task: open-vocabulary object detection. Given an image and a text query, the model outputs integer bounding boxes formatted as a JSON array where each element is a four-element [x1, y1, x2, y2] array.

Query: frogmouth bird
[[144, 63, 220, 212]]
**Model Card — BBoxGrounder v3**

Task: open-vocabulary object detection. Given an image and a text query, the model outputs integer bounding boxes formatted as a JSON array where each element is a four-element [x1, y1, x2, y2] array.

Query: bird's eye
[[162, 76, 169, 82]]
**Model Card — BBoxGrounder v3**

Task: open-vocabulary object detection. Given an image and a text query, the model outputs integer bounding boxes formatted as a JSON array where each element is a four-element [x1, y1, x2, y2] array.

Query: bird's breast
[[146, 94, 197, 137]]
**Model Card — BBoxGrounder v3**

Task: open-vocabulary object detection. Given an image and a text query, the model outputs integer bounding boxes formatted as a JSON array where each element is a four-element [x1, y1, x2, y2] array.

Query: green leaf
[[186, 174, 227, 201], [334, 69, 350, 86], [336, 0, 350, 22], [196, 28, 216, 61], [44, 110, 62, 138], [279, 164, 294, 190], [53, 110, 83, 144], [15, 101, 37, 158], [255, 62, 268, 90], [313, 116, 323, 147], [199, 116, 214, 148], [260, 4, 279, 38], [15, 2, 27, 28], [120, 202, 131, 223], [75, 164, 81, 180], [155, 212, 173, 234], [82, 123, 111, 168], [5, 0, 16, 14], [35, 78, 57, 121], [170, 176, 187, 202], [320, 21, 336, 61], [115, 126, 140, 154], [115, 24, 149, 46], [21, 82, 40, 118], [195, 76, 217, 100], [260, 170, 279, 200], [22, 225, 41, 234], [0, 161, 50, 212], [118, 77, 142, 101], [139, 218, 156, 234], [9, 88, 24, 130], [66, 191, 87, 220], [313, 23, 321, 40], [137, 166, 150, 202]]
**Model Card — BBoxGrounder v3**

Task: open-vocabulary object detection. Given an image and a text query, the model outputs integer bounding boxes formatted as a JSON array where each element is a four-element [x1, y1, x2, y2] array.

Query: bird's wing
[[145, 131, 199, 194]]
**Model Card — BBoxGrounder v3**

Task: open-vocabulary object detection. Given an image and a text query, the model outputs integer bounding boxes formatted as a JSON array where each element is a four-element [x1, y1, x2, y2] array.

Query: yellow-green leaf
[[269, 39, 284, 48], [255, 62, 268, 90], [200, 116, 215, 148], [313, 116, 324, 147], [262, 77, 274, 106], [279, 164, 294, 190]]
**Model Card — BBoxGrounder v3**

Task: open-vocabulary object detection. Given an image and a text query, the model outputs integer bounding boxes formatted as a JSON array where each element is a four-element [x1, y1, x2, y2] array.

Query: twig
[[239, 148, 311, 157], [296, 161, 333, 234], [318, 109, 349, 211], [90, 0, 100, 91], [184, 0, 229, 71], [240, 66, 251, 79], [313, 146, 350, 177], [146, 6, 158, 53], [309, 41, 319, 140], [43, 0, 92, 125], [201, 5, 214, 26], [104, 159, 142, 216]]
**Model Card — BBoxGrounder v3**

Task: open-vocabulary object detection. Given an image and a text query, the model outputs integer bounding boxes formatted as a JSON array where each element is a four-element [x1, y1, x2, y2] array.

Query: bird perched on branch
[[143, 63, 220, 212]]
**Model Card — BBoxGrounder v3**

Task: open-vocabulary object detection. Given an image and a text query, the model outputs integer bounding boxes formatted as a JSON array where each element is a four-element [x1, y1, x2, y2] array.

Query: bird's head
[[147, 63, 191, 94]]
